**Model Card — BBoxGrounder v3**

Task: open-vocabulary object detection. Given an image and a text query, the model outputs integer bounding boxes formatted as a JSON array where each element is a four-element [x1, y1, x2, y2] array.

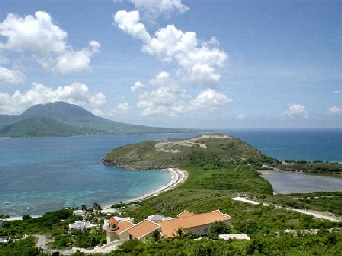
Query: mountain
[[0, 102, 198, 137], [0, 117, 83, 137]]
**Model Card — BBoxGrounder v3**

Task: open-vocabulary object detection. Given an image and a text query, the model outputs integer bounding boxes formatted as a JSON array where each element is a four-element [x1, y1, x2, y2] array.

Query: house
[[105, 210, 232, 243], [127, 220, 160, 240], [106, 218, 134, 243], [157, 210, 231, 238], [69, 221, 97, 231], [103, 216, 134, 230]]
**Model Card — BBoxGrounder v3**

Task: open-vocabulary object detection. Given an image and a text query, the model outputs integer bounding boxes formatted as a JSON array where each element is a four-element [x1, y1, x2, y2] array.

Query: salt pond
[[259, 170, 342, 194]]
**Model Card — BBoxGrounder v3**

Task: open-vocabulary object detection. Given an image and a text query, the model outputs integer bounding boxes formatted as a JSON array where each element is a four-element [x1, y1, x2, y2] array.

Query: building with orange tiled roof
[[127, 220, 160, 240], [106, 218, 134, 243], [158, 210, 231, 238], [176, 210, 196, 218], [105, 210, 232, 244]]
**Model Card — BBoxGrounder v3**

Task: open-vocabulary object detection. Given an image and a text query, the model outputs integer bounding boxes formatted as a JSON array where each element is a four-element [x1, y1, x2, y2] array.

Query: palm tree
[[92, 202, 102, 212], [81, 204, 87, 212]]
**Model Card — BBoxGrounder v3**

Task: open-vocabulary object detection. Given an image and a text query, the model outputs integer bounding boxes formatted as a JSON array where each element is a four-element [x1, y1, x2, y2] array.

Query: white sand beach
[[122, 168, 188, 203], [105, 168, 188, 207]]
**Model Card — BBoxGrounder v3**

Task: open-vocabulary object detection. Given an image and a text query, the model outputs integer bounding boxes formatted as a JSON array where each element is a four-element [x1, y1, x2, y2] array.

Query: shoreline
[[3, 168, 188, 221], [103, 168, 188, 208]]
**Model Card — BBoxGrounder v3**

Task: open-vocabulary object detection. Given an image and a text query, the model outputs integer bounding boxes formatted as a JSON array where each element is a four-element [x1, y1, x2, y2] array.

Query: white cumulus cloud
[[130, 81, 145, 93], [283, 104, 309, 119], [131, 73, 188, 116], [190, 89, 232, 110], [0, 11, 99, 75], [131, 0, 189, 20], [0, 11, 67, 54], [0, 66, 25, 85], [0, 82, 106, 115], [117, 102, 131, 112], [114, 10, 151, 42], [55, 41, 100, 74], [114, 12, 227, 86], [328, 106, 342, 114]]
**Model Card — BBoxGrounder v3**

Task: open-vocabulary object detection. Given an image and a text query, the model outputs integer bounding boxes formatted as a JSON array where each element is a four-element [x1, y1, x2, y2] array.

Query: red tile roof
[[159, 210, 231, 238], [108, 218, 119, 225], [107, 220, 134, 234], [177, 210, 195, 218], [127, 220, 159, 239]]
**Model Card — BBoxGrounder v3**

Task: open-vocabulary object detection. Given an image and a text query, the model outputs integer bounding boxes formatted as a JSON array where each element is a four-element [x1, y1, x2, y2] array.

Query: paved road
[[34, 235, 47, 250], [232, 197, 341, 222]]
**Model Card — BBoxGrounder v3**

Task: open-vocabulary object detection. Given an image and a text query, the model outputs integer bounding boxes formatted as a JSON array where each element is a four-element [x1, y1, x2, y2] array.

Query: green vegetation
[[0, 209, 79, 237], [271, 160, 342, 175], [0, 236, 46, 256], [103, 135, 275, 169], [1, 135, 341, 255], [0, 117, 83, 137]]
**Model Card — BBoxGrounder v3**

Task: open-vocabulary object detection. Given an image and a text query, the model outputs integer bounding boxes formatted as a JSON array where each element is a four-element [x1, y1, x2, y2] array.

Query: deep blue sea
[[1, 129, 341, 216]]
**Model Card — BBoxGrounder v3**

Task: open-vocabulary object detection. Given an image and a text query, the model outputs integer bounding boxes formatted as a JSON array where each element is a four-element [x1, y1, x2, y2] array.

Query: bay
[[1, 129, 341, 216], [0, 133, 200, 216]]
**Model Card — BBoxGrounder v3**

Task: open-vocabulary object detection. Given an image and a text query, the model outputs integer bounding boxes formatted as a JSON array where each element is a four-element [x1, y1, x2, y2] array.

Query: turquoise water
[[1, 129, 341, 216], [0, 133, 200, 216], [221, 128, 342, 162]]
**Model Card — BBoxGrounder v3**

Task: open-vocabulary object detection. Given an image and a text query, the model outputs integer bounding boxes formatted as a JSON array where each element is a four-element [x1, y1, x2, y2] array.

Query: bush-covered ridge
[[102, 134, 275, 169]]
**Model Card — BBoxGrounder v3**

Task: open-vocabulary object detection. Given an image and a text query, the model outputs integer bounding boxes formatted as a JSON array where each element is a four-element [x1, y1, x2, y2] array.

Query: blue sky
[[0, 0, 341, 128]]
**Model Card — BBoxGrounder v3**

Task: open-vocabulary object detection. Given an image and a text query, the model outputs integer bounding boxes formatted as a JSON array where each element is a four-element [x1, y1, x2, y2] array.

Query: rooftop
[[127, 220, 159, 239], [159, 210, 231, 238], [107, 220, 134, 234]]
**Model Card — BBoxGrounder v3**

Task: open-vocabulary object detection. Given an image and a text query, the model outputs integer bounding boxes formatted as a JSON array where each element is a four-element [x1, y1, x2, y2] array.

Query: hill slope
[[102, 134, 274, 169], [0, 117, 83, 137], [0, 102, 198, 137]]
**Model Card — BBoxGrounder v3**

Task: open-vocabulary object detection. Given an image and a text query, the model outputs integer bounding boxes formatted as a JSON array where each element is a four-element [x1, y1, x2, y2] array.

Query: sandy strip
[[103, 168, 188, 207], [124, 168, 188, 204]]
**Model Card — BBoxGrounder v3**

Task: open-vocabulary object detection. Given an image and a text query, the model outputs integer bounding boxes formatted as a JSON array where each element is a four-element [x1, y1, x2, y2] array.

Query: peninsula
[[1, 134, 341, 255], [102, 134, 274, 170]]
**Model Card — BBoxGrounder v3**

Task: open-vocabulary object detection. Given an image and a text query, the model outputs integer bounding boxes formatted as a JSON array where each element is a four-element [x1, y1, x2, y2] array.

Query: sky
[[0, 0, 341, 129]]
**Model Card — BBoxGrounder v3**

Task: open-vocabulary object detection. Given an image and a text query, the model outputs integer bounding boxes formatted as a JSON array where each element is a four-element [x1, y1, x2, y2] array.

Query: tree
[[152, 229, 161, 242], [92, 202, 102, 212], [81, 204, 87, 212], [22, 214, 31, 221], [208, 221, 232, 239]]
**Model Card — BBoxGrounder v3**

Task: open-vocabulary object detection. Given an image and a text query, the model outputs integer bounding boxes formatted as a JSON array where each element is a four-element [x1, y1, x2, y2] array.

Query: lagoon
[[259, 170, 342, 194]]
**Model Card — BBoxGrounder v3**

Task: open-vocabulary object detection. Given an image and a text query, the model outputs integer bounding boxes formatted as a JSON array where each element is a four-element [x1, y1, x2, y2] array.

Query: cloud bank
[[0, 11, 100, 85], [114, 5, 230, 117]]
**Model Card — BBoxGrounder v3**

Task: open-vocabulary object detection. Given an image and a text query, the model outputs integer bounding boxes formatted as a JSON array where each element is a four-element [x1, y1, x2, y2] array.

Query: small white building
[[219, 234, 250, 240], [73, 210, 86, 216], [69, 221, 97, 231]]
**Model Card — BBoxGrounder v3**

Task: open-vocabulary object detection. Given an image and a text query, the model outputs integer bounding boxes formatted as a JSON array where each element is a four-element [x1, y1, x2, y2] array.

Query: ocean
[[1, 129, 341, 216]]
